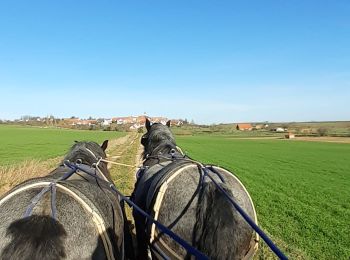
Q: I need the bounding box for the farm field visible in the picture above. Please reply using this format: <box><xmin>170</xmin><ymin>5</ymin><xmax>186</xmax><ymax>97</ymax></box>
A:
<box><xmin>176</xmin><ymin>135</ymin><xmax>350</xmax><ymax>259</ymax></box>
<box><xmin>1</xmin><ymin>124</ymin><xmax>349</xmax><ymax>259</ymax></box>
<box><xmin>0</xmin><ymin>125</ymin><xmax>125</xmax><ymax>166</ymax></box>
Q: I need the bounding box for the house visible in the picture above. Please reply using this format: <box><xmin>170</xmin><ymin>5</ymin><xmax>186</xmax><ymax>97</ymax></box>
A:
<box><xmin>270</xmin><ymin>127</ymin><xmax>286</xmax><ymax>132</ymax></box>
<box><xmin>171</xmin><ymin>119</ymin><xmax>184</xmax><ymax>126</ymax></box>
<box><xmin>137</xmin><ymin>116</ymin><xmax>147</xmax><ymax>124</ymax></box>
<box><xmin>113</xmin><ymin>117</ymin><xmax>132</xmax><ymax>124</ymax></box>
<box><xmin>150</xmin><ymin>117</ymin><xmax>168</xmax><ymax>125</ymax></box>
<box><xmin>113</xmin><ymin>118</ymin><xmax>124</xmax><ymax>125</ymax></box>
<box><xmin>253</xmin><ymin>124</ymin><xmax>269</xmax><ymax>130</ymax></box>
<box><xmin>253</xmin><ymin>124</ymin><xmax>263</xmax><ymax>130</ymax></box>
<box><xmin>77</xmin><ymin>120</ymin><xmax>97</xmax><ymax>126</ymax></box>
<box><xmin>275</xmin><ymin>127</ymin><xmax>286</xmax><ymax>132</ymax></box>
<box><xmin>101</xmin><ymin>119</ymin><xmax>112</xmax><ymax>126</ymax></box>
<box><xmin>236</xmin><ymin>123</ymin><xmax>253</xmax><ymax>131</ymax></box>
<box><xmin>63</xmin><ymin>118</ymin><xmax>81</xmax><ymax>126</ymax></box>
<box><xmin>112</xmin><ymin>116</ymin><xmax>140</xmax><ymax>125</ymax></box>
<box><xmin>112</xmin><ymin>115</ymin><xmax>171</xmax><ymax>126</ymax></box>
<box><xmin>130</xmin><ymin>123</ymin><xmax>143</xmax><ymax>130</ymax></box>
<box><xmin>285</xmin><ymin>133</ymin><xmax>295</xmax><ymax>139</ymax></box>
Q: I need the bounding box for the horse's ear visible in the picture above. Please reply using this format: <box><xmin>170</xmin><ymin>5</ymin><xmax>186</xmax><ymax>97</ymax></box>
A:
<box><xmin>166</xmin><ymin>120</ymin><xmax>171</xmax><ymax>127</ymax></box>
<box><xmin>101</xmin><ymin>140</ymin><xmax>108</xmax><ymax>151</ymax></box>
<box><xmin>146</xmin><ymin>118</ymin><xmax>151</xmax><ymax>131</ymax></box>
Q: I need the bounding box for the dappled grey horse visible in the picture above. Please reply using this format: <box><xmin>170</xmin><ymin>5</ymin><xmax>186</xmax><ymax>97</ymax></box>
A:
<box><xmin>0</xmin><ymin>141</ymin><xmax>125</xmax><ymax>260</ymax></box>
<box><xmin>132</xmin><ymin>119</ymin><xmax>258</xmax><ymax>259</ymax></box>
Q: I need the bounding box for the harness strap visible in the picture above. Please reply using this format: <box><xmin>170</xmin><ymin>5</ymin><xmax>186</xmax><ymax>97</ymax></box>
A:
<box><xmin>99</xmin><ymin>158</ymin><xmax>137</xmax><ymax>168</ymax></box>
<box><xmin>151</xmin><ymin>243</ymin><xmax>171</xmax><ymax>260</ymax></box>
<box><xmin>85</xmin><ymin>147</ymin><xmax>99</xmax><ymax>160</ymax></box>
<box><xmin>24</xmin><ymin>183</ymin><xmax>54</xmax><ymax>218</ymax></box>
<box><xmin>23</xmin><ymin>166</ymin><xmax>77</xmax><ymax>219</ymax></box>
<box><xmin>51</xmin><ymin>183</ymin><xmax>57</xmax><ymax>220</ymax></box>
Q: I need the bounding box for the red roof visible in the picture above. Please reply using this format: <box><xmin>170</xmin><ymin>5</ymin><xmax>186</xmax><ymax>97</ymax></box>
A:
<box><xmin>236</xmin><ymin>123</ymin><xmax>253</xmax><ymax>130</ymax></box>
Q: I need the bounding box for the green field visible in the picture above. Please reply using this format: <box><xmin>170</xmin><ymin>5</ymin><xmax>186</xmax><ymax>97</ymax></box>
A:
<box><xmin>176</xmin><ymin>135</ymin><xmax>350</xmax><ymax>259</ymax></box>
<box><xmin>1</xmin><ymin>125</ymin><xmax>349</xmax><ymax>258</ymax></box>
<box><xmin>0</xmin><ymin>125</ymin><xmax>125</xmax><ymax>166</ymax></box>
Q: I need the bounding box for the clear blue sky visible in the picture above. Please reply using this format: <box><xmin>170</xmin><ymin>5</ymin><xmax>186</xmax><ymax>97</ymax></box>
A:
<box><xmin>0</xmin><ymin>1</ymin><xmax>349</xmax><ymax>124</ymax></box>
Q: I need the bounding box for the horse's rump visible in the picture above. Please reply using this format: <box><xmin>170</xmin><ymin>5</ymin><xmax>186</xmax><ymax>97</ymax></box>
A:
<box><xmin>134</xmin><ymin>161</ymin><xmax>258</xmax><ymax>259</ymax></box>
<box><xmin>0</xmin><ymin>175</ymin><xmax>124</xmax><ymax>260</ymax></box>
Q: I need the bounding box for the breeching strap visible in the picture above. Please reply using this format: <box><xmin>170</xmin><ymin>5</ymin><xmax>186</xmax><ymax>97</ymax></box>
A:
<box><xmin>202</xmin><ymin>166</ymin><xmax>288</xmax><ymax>260</ymax></box>
<box><xmin>24</xmin><ymin>166</ymin><xmax>77</xmax><ymax>219</ymax></box>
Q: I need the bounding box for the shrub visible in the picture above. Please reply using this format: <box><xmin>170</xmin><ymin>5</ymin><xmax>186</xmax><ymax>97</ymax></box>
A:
<box><xmin>317</xmin><ymin>127</ymin><xmax>328</xmax><ymax>136</ymax></box>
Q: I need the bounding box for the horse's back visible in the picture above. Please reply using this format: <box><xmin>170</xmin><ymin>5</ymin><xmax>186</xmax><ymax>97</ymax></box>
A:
<box><xmin>147</xmin><ymin>163</ymin><xmax>258</xmax><ymax>259</ymax></box>
<box><xmin>0</xmin><ymin>176</ymin><xmax>124</xmax><ymax>260</ymax></box>
<box><xmin>207</xmin><ymin>165</ymin><xmax>259</xmax><ymax>259</ymax></box>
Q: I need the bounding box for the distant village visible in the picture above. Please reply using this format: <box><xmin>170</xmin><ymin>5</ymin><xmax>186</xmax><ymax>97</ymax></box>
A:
<box><xmin>1</xmin><ymin>115</ymin><xmax>342</xmax><ymax>138</ymax></box>
<box><xmin>0</xmin><ymin>116</ymin><xmax>300</xmax><ymax>134</ymax></box>
<box><xmin>0</xmin><ymin>115</ymin><xmax>185</xmax><ymax>131</ymax></box>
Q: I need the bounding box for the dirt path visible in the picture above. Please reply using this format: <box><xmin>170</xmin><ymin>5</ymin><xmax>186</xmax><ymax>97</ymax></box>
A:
<box><xmin>107</xmin><ymin>132</ymin><xmax>141</xmax><ymax>196</ymax></box>
<box><xmin>106</xmin><ymin>132</ymin><xmax>142</xmax><ymax>247</ymax></box>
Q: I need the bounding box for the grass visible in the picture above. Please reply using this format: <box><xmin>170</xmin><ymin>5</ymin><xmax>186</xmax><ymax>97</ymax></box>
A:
<box><xmin>0</xmin><ymin>158</ymin><xmax>61</xmax><ymax>195</ymax></box>
<box><xmin>0</xmin><ymin>125</ymin><xmax>126</xmax><ymax>166</ymax></box>
<box><xmin>176</xmin><ymin>135</ymin><xmax>350</xmax><ymax>259</ymax></box>
<box><xmin>171</xmin><ymin>125</ymin><xmax>283</xmax><ymax>137</ymax></box>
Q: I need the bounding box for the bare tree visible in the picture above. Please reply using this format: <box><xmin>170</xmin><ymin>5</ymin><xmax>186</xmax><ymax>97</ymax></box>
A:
<box><xmin>317</xmin><ymin>127</ymin><xmax>328</xmax><ymax>136</ymax></box>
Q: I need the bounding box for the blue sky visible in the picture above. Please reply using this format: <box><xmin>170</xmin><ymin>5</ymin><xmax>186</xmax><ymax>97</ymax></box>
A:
<box><xmin>0</xmin><ymin>1</ymin><xmax>349</xmax><ymax>124</ymax></box>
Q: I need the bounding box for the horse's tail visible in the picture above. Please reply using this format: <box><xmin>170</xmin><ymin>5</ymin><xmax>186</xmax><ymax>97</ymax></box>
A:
<box><xmin>1</xmin><ymin>215</ymin><xmax>67</xmax><ymax>260</ymax></box>
<box><xmin>194</xmin><ymin>180</ymin><xmax>251</xmax><ymax>260</ymax></box>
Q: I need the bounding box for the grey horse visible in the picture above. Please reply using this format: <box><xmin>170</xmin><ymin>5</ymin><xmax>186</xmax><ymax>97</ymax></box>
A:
<box><xmin>132</xmin><ymin>119</ymin><xmax>258</xmax><ymax>260</ymax></box>
<box><xmin>0</xmin><ymin>141</ymin><xmax>125</xmax><ymax>260</ymax></box>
